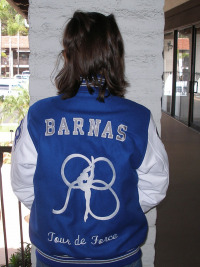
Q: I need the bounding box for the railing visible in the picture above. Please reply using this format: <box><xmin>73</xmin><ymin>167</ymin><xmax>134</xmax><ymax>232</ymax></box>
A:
<box><xmin>13</xmin><ymin>59</ymin><xmax>29</xmax><ymax>66</ymax></box>
<box><xmin>0</xmin><ymin>146</ymin><xmax>25</xmax><ymax>267</ymax></box>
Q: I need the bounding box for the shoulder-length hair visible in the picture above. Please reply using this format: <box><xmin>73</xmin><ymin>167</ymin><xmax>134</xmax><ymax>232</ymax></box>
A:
<box><xmin>55</xmin><ymin>11</ymin><xmax>128</xmax><ymax>101</ymax></box>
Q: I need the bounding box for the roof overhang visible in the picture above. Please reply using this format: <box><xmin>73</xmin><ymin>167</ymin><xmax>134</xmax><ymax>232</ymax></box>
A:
<box><xmin>6</xmin><ymin>0</ymin><xmax>29</xmax><ymax>19</ymax></box>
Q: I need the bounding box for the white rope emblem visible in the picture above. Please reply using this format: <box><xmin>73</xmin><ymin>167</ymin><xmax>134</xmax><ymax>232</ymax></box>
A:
<box><xmin>52</xmin><ymin>154</ymin><xmax>120</xmax><ymax>222</ymax></box>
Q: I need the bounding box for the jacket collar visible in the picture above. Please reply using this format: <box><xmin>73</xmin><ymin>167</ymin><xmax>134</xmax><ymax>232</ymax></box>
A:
<box><xmin>79</xmin><ymin>77</ymin><xmax>110</xmax><ymax>97</ymax></box>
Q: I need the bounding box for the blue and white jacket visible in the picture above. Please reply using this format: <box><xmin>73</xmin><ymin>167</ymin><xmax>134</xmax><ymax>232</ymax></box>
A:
<box><xmin>11</xmin><ymin>83</ymin><xmax>169</xmax><ymax>267</ymax></box>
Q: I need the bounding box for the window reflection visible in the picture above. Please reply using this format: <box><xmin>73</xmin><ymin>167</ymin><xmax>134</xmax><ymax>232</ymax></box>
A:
<box><xmin>162</xmin><ymin>32</ymin><xmax>174</xmax><ymax>114</ymax></box>
<box><xmin>193</xmin><ymin>27</ymin><xmax>200</xmax><ymax>128</ymax></box>
<box><xmin>175</xmin><ymin>28</ymin><xmax>192</xmax><ymax>124</ymax></box>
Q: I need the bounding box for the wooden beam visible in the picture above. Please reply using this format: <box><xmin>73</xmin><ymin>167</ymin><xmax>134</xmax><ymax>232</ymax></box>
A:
<box><xmin>6</xmin><ymin>0</ymin><xmax>28</xmax><ymax>19</ymax></box>
<box><xmin>165</xmin><ymin>0</ymin><xmax>200</xmax><ymax>31</ymax></box>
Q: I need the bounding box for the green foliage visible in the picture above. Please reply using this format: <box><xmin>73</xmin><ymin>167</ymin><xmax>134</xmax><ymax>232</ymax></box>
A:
<box><xmin>180</xmin><ymin>52</ymin><xmax>189</xmax><ymax>59</ymax></box>
<box><xmin>0</xmin><ymin>86</ymin><xmax>30</xmax><ymax>124</ymax></box>
<box><xmin>0</xmin><ymin>95</ymin><xmax>4</xmax><ymax>102</ymax></box>
<box><xmin>1</xmin><ymin>243</ymin><xmax>32</xmax><ymax>267</ymax></box>
<box><xmin>1</xmin><ymin>51</ymin><xmax>7</xmax><ymax>57</ymax></box>
<box><xmin>0</xmin><ymin>0</ymin><xmax>28</xmax><ymax>36</ymax></box>
<box><xmin>0</xmin><ymin>125</ymin><xmax>17</xmax><ymax>132</ymax></box>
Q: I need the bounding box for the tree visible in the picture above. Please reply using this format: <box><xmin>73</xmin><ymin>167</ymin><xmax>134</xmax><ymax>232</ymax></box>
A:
<box><xmin>0</xmin><ymin>0</ymin><xmax>28</xmax><ymax>36</ymax></box>
<box><xmin>0</xmin><ymin>86</ymin><xmax>30</xmax><ymax>123</ymax></box>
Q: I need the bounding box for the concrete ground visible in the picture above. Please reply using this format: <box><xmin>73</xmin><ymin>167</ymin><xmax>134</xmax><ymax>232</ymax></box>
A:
<box><xmin>155</xmin><ymin>113</ymin><xmax>200</xmax><ymax>267</ymax></box>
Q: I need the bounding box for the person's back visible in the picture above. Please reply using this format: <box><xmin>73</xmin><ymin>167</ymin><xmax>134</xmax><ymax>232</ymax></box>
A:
<box><xmin>11</xmin><ymin>11</ymin><xmax>169</xmax><ymax>267</ymax></box>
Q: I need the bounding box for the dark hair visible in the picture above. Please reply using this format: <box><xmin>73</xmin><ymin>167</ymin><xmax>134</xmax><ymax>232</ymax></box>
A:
<box><xmin>55</xmin><ymin>11</ymin><xmax>128</xmax><ymax>101</ymax></box>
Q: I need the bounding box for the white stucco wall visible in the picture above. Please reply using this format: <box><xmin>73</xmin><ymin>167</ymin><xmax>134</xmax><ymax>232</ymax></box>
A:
<box><xmin>29</xmin><ymin>1</ymin><xmax>165</xmax><ymax>266</ymax></box>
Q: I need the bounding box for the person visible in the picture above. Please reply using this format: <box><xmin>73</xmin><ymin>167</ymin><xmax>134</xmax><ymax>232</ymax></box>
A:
<box><xmin>11</xmin><ymin>11</ymin><xmax>169</xmax><ymax>267</ymax></box>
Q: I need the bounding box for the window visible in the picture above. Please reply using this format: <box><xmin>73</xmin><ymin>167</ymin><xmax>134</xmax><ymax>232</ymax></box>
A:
<box><xmin>162</xmin><ymin>32</ymin><xmax>174</xmax><ymax>114</ymax></box>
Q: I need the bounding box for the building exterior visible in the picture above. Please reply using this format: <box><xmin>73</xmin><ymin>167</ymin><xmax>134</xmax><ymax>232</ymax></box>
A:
<box><xmin>1</xmin><ymin>35</ymin><xmax>29</xmax><ymax>77</ymax></box>
<box><xmin>163</xmin><ymin>0</ymin><xmax>200</xmax><ymax>131</ymax></box>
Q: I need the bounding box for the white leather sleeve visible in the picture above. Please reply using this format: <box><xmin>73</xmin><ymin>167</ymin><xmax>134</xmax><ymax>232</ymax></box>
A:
<box><xmin>11</xmin><ymin>115</ymin><xmax>37</xmax><ymax>210</ymax></box>
<box><xmin>137</xmin><ymin>115</ymin><xmax>169</xmax><ymax>213</ymax></box>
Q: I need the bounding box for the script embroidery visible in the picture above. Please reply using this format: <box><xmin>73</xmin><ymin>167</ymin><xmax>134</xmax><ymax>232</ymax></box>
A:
<box><xmin>52</xmin><ymin>154</ymin><xmax>120</xmax><ymax>222</ymax></box>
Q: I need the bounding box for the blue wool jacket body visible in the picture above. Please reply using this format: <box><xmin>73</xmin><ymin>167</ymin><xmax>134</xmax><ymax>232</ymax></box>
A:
<box><xmin>11</xmin><ymin>84</ymin><xmax>169</xmax><ymax>266</ymax></box>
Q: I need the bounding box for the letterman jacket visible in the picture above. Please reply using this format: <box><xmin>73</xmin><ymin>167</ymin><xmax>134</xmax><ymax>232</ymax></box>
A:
<box><xmin>11</xmin><ymin>83</ymin><xmax>169</xmax><ymax>267</ymax></box>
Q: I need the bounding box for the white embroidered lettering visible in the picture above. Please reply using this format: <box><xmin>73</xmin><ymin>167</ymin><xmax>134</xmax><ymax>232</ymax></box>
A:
<box><xmin>48</xmin><ymin>232</ymin><xmax>55</xmax><ymax>241</ymax></box>
<box><xmin>47</xmin><ymin>232</ymin><xmax>71</xmax><ymax>245</ymax></box>
<box><xmin>101</xmin><ymin>121</ymin><xmax>113</xmax><ymax>139</ymax></box>
<box><xmin>73</xmin><ymin>118</ymin><xmax>84</xmax><ymax>135</ymax></box>
<box><xmin>45</xmin><ymin>119</ymin><xmax>55</xmax><ymax>136</ymax></box>
<box><xmin>74</xmin><ymin>235</ymin><xmax>87</xmax><ymax>245</ymax></box>
<box><xmin>91</xmin><ymin>234</ymin><xmax>118</xmax><ymax>245</ymax></box>
<box><xmin>88</xmin><ymin>119</ymin><xmax>101</xmax><ymax>137</ymax></box>
<box><xmin>58</xmin><ymin>117</ymin><xmax>70</xmax><ymax>135</ymax></box>
<box><xmin>45</xmin><ymin>117</ymin><xmax>128</xmax><ymax>142</ymax></box>
<box><xmin>116</xmin><ymin>124</ymin><xmax>128</xmax><ymax>142</ymax></box>
<box><xmin>47</xmin><ymin>232</ymin><xmax>118</xmax><ymax>247</ymax></box>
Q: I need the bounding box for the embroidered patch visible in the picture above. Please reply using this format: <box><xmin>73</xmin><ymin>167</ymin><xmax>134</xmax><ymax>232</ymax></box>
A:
<box><xmin>52</xmin><ymin>154</ymin><xmax>120</xmax><ymax>222</ymax></box>
<box><xmin>14</xmin><ymin>118</ymin><xmax>24</xmax><ymax>150</ymax></box>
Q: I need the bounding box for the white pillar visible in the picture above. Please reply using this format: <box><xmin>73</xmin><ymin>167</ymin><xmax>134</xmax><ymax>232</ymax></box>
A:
<box><xmin>9</xmin><ymin>37</ymin><xmax>13</xmax><ymax>78</ymax></box>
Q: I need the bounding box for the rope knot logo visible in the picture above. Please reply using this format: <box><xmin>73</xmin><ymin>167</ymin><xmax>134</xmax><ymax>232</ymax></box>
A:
<box><xmin>53</xmin><ymin>154</ymin><xmax>120</xmax><ymax>222</ymax></box>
